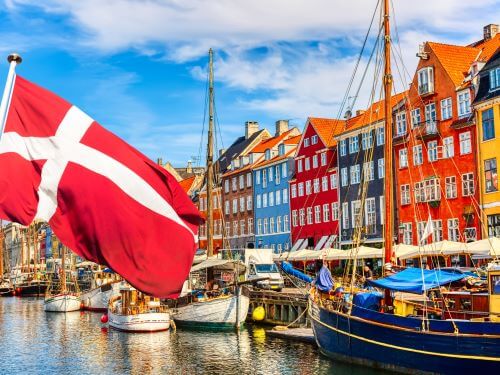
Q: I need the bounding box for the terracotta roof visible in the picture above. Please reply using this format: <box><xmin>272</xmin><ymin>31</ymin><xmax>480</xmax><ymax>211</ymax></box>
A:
<box><xmin>284</xmin><ymin>134</ymin><xmax>301</xmax><ymax>145</ymax></box>
<box><xmin>339</xmin><ymin>91</ymin><xmax>407</xmax><ymax>135</ymax></box>
<box><xmin>222</xmin><ymin>154</ymin><xmax>264</xmax><ymax>178</ymax></box>
<box><xmin>179</xmin><ymin>175</ymin><xmax>196</xmax><ymax>194</ymax></box>
<box><xmin>307</xmin><ymin>117</ymin><xmax>346</xmax><ymax>147</ymax></box>
<box><xmin>253</xmin><ymin>149</ymin><xmax>296</xmax><ymax>169</ymax></box>
<box><xmin>468</xmin><ymin>34</ymin><xmax>500</xmax><ymax>62</ymax></box>
<box><xmin>250</xmin><ymin>128</ymin><xmax>296</xmax><ymax>153</ymax></box>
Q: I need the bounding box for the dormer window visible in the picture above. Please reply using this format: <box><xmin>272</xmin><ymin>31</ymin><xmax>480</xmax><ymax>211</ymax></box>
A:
<box><xmin>311</xmin><ymin>135</ymin><xmax>318</xmax><ymax>145</ymax></box>
<box><xmin>265</xmin><ymin>149</ymin><xmax>271</xmax><ymax>160</ymax></box>
<box><xmin>304</xmin><ymin>138</ymin><xmax>310</xmax><ymax>147</ymax></box>
<box><xmin>490</xmin><ymin>67</ymin><xmax>500</xmax><ymax>90</ymax></box>
<box><xmin>418</xmin><ymin>67</ymin><xmax>434</xmax><ymax>95</ymax></box>
<box><xmin>278</xmin><ymin>144</ymin><xmax>285</xmax><ymax>156</ymax></box>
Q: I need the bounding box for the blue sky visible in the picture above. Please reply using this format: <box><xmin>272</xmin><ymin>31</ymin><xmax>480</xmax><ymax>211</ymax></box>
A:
<box><xmin>0</xmin><ymin>0</ymin><xmax>499</xmax><ymax>167</ymax></box>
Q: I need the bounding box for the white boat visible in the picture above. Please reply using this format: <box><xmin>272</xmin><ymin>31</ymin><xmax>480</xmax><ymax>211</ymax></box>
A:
<box><xmin>44</xmin><ymin>293</ymin><xmax>81</xmax><ymax>312</ymax></box>
<box><xmin>172</xmin><ymin>288</ymin><xmax>249</xmax><ymax>329</ymax></box>
<box><xmin>107</xmin><ymin>283</ymin><xmax>171</xmax><ymax>332</ymax></box>
<box><xmin>81</xmin><ymin>282</ymin><xmax>119</xmax><ymax>311</ymax></box>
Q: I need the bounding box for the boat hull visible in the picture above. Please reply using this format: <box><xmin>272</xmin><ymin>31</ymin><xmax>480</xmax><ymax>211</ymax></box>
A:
<box><xmin>44</xmin><ymin>294</ymin><xmax>81</xmax><ymax>312</ymax></box>
<box><xmin>15</xmin><ymin>281</ymin><xmax>49</xmax><ymax>297</ymax></box>
<box><xmin>108</xmin><ymin>311</ymin><xmax>171</xmax><ymax>332</ymax></box>
<box><xmin>81</xmin><ymin>284</ymin><xmax>116</xmax><ymax>312</ymax></box>
<box><xmin>173</xmin><ymin>294</ymin><xmax>250</xmax><ymax>329</ymax></box>
<box><xmin>309</xmin><ymin>298</ymin><xmax>500</xmax><ymax>374</ymax></box>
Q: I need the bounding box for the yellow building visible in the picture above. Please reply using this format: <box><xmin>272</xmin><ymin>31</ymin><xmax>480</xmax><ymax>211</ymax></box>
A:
<box><xmin>474</xmin><ymin>48</ymin><xmax>500</xmax><ymax>238</ymax></box>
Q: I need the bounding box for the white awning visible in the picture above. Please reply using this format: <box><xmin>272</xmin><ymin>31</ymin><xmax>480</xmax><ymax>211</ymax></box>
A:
<box><xmin>291</xmin><ymin>238</ymin><xmax>305</xmax><ymax>252</ymax></box>
<box><xmin>322</xmin><ymin>235</ymin><xmax>337</xmax><ymax>249</ymax></box>
<box><xmin>298</xmin><ymin>239</ymin><xmax>309</xmax><ymax>250</ymax></box>
<box><xmin>314</xmin><ymin>235</ymin><xmax>329</xmax><ymax>250</ymax></box>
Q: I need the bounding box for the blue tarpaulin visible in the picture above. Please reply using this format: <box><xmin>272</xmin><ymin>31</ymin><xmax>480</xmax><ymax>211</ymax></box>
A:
<box><xmin>314</xmin><ymin>265</ymin><xmax>334</xmax><ymax>292</ymax></box>
<box><xmin>367</xmin><ymin>268</ymin><xmax>466</xmax><ymax>294</ymax></box>
<box><xmin>281</xmin><ymin>262</ymin><xmax>313</xmax><ymax>283</ymax></box>
<box><xmin>353</xmin><ymin>292</ymin><xmax>383</xmax><ymax>310</ymax></box>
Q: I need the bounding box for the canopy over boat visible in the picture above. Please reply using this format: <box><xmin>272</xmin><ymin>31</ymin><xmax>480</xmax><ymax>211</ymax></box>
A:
<box><xmin>190</xmin><ymin>258</ymin><xmax>246</xmax><ymax>273</ymax></box>
<box><xmin>368</xmin><ymin>268</ymin><xmax>466</xmax><ymax>294</ymax></box>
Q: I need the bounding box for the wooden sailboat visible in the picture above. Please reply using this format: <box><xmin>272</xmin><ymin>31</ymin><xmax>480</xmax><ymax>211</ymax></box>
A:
<box><xmin>44</xmin><ymin>245</ymin><xmax>80</xmax><ymax>312</ymax></box>
<box><xmin>107</xmin><ymin>282</ymin><xmax>171</xmax><ymax>332</ymax></box>
<box><xmin>0</xmin><ymin>221</ymin><xmax>13</xmax><ymax>296</ymax></box>
<box><xmin>80</xmin><ymin>264</ymin><xmax>121</xmax><ymax>312</ymax></box>
<box><xmin>308</xmin><ymin>1</ymin><xmax>500</xmax><ymax>373</ymax></box>
<box><xmin>170</xmin><ymin>49</ymin><xmax>250</xmax><ymax>329</ymax></box>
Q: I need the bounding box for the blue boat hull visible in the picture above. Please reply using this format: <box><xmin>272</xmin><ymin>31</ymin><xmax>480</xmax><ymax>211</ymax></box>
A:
<box><xmin>309</xmin><ymin>299</ymin><xmax>500</xmax><ymax>374</ymax></box>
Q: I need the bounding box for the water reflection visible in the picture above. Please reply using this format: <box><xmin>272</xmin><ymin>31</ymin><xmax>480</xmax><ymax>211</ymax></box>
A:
<box><xmin>0</xmin><ymin>298</ymin><xmax>382</xmax><ymax>374</ymax></box>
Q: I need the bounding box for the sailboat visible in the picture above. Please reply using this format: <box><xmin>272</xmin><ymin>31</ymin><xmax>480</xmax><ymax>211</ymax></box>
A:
<box><xmin>308</xmin><ymin>1</ymin><xmax>500</xmax><ymax>373</ymax></box>
<box><xmin>0</xmin><ymin>221</ymin><xmax>13</xmax><ymax>296</ymax></box>
<box><xmin>169</xmin><ymin>49</ymin><xmax>250</xmax><ymax>330</ymax></box>
<box><xmin>44</xmin><ymin>245</ymin><xmax>80</xmax><ymax>312</ymax></box>
<box><xmin>80</xmin><ymin>264</ymin><xmax>121</xmax><ymax>312</ymax></box>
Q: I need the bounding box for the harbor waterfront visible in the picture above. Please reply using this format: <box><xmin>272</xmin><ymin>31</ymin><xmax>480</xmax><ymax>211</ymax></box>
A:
<box><xmin>0</xmin><ymin>297</ymin><xmax>382</xmax><ymax>375</ymax></box>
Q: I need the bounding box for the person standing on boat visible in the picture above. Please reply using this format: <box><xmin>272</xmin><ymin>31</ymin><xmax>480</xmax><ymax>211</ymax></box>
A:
<box><xmin>312</xmin><ymin>260</ymin><xmax>333</xmax><ymax>293</ymax></box>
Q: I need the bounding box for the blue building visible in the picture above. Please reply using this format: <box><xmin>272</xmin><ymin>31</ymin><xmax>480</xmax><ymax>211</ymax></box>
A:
<box><xmin>253</xmin><ymin>121</ymin><xmax>300</xmax><ymax>253</ymax></box>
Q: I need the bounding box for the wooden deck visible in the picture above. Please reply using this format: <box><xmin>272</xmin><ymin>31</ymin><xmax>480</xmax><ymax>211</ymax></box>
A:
<box><xmin>266</xmin><ymin>327</ymin><xmax>316</xmax><ymax>344</ymax></box>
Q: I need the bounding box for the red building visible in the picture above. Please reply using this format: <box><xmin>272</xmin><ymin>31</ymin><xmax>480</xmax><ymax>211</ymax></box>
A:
<box><xmin>394</xmin><ymin>31</ymin><xmax>499</xmax><ymax>254</ymax></box>
<box><xmin>289</xmin><ymin>117</ymin><xmax>345</xmax><ymax>251</ymax></box>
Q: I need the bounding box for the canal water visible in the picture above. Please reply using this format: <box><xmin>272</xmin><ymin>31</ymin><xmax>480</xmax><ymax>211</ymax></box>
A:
<box><xmin>0</xmin><ymin>297</ymin><xmax>382</xmax><ymax>374</ymax></box>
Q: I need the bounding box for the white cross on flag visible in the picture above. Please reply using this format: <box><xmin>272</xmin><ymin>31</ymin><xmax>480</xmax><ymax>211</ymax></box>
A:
<box><xmin>0</xmin><ymin>75</ymin><xmax>203</xmax><ymax>298</ymax></box>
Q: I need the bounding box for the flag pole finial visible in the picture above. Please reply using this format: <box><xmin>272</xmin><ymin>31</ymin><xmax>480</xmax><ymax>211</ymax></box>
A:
<box><xmin>7</xmin><ymin>53</ymin><xmax>22</xmax><ymax>65</ymax></box>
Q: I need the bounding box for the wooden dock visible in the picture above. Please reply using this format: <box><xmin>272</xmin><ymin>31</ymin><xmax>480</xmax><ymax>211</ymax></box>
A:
<box><xmin>266</xmin><ymin>328</ymin><xmax>316</xmax><ymax>345</ymax></box>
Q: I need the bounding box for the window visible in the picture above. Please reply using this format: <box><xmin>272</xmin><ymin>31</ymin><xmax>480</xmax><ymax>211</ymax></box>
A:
<box><xmin>313</xmin><ymin>178</ymin><xmax>320</xmax><ymax>193</ymax></box>
<box><xmin>262</xmin><ymin>194</ymin><xmax>268</xmax><ymax>207</ymax></box>
<box><xmin>445</xmin><ymin>176</ymin><xmax>457</xmax><ymax>199</ymax></box>
<box><xmin>396</xmin><ymin>112</ymin><xmax>407</xmax><ymax>135</ymax></box>
<box><xmin>443</xmin><ymin>136</ymin><xmax>454</xmax><ymax>158</ymax></box>
<box><xmin>262</xmin><ymin>169</ymin><xmax>267</xmax><ymax>188</ymax></box>
<box><xmin>311</xmin><ymin>135</ymin><xmax>318</xmax><ymax>145</ymax></box>
<box><xmin>490</xmin><ymin>67</ymin><xmax>500</xmax><ymax>90</ymax></box>
<box><xmin>268</xmin><ymin>192</ymin><xmax>274</xmax><ymax>207</ymax></box>
<box><xmin>321</xmin><ymin>152</ymin><xmax>327</xmax><ymax>166</ymax></box>
<box><xmin>378</xmin><ymin>158</ymin><xmax>384</xmax><ymax>179</ymax></box>
<box><xmin>225</xmin><ymin>222</ymin><xmax>230</xmax><ymax>237</ymax></box>
<box><xmin>462</xmin><ymin>173</ymin><xmax>474</xmax><ymax>196</ymax></box>
<box><xmin>233</xmin><ymin>221</ymin><xmax>238</xmax><ymax>237</ymax></box>
<box><xmin>232</xmin><ymin>199</ymin><xmax>237</xmax><ymax>213</ymax></box>
<box><xmin>413</xmin><ymin>144</ymin><xmax>423</xmax><ymax>165</ymax></box>
<box><xmin>350</xmin><ymin>164</ymin><xmax>360</xmax><ymax>184</ymax></box>
<box><xmin>232</xmin><ymin>177</ymin><xmax>237</xmax><ymax>191</ymax></box>
<box><xmin>312</xmin><ymin>155</ymin><xmax>318</xmax><ymax>168</ymax></box>
<box><xmin>482</xmin><ymin>108</ymin><xmax>495</xmax><ymax>141</ymax></box>
<box><xmin>433</xmin><ymin>220</ymin><xmax>443</xmax><ymax>242</ymax></box>
<box><xmin>239</xmin><ymin>197</ymin><xmax>245</xmax><ymax>212</ymax></box>
<box><xmin>275</xmin><ymin>165</ymin><xmax>280</xmax><ymax>184</ymax></box>
<box><xmin>464</xmin><ymin>227</ymin><xmax>477</xmax><ymax>241</ymax></box>
<box><xmin>331</xmin><ymin>202</ymin><xmax>339</xmax><ymax>221</ymax></box>
<box><xmin>323</xmin><ymin>204</ymin><xmax>330</xmax><ymax>222</ymax></box>
<box><xmin>282</xmin><ymin>163</ymin><xmax>287</xmax><ymax>178</ymax></box>
<box><xmin>402</xmin><ymin>223</ymin><xmax>412</xmax><ymax>245</ymax></box>
<box><xmin>247</xmin><ymin>173</ymin><xmax>252</xmax><ymax>187</ymax></box>
<box><xmin>269</xmin><ymin>218</ymin><xmax>275</xmax><ymax>234</ymax></box>
<box><xmin>265</xmin><ymin>149</ymin><xmax>271</xmax><ymax>160</ymax></box>
<box><xmin>322</xmin><ymin>176</ymin><xmax>328</xmax><ymax>191</ymax></box>
<box><xmin>330</xmin><ymin>173</ymin><xmax>338</xmax><ymax>189</ymax></box>
<box><xmin>298</xmin><ymin>182</ymin><xmax>304</xmax><ymax>196</ymax></box>
<box><xmin>440</xmin><ymin>97</ymin><xmax>452</xmax><ymax>120</ymax></box>
<box><xmin>283</xmin><ymin>188</ymin><xmax>288</xmax><ymax>204</ymax></box>
<box><xmin>457</xmin><ymin>90</ymin><xmax>471</xmax><ymax>117</ymax></box>
<box><xmin>401</xmin><ymin>184</ymin><xmax>411</xmax><ymax>205</ymax></box>
<box><xmin>417</xmin><ymin>221</ymin><xmax>426</xmax><ymax>245</ymax></box>
<box><xmin>263</xmin><ymin>218</ymin><xmax>268</xmax><ymax>234</ymax></box>
<box><xmin>399</xmin><ymin>148</ymin><xmax>408</xmax><ymax>168</ymax></box>
<box><xmin>362</xmin><ymin>131</ymin><xmax>373</xmax><ymax>150</ymax></box>
<box><xmin>291</xmin><ymin>185</ymin><xmax>297</xmax><ymax>198</ymax></box>
<box><xmin>314</xmin><ymin>205</ymin><xmax>321</xmax><ymax>223</ymax></box>
<box><xmin>247</xmin><ymin>196</ymin><xmax>252</xmax><ymax>211</ymax></box>
<box><xmin>424</xmin><ymin>178</ymin><xmax>441</xmax><ymax>201</ymax></box>
<box><xmin>376</xmin><ymin>127</ymin><xmax>385</xmax><ymax>145</ymax></box>
<box><xmin>351</xmin><ymin>200</ymin><xmax>362</xmax><ymax>228</ymax></box>
<box><xmin>276</xmin><ymin>216</ymin><xmax>281</xmax><ymax>233</ymax></box>
<box><xmin>307</xmin><ymin>207</ymin><xmax>313</xmax><ymax>225</ymax></box>
<box><xmin>428</xmin><ymin>140</ymin><xmax>438</xmax><ymax>162</ymax></box>
<box><xmin>268</xmin><ymin>167</ymin><xmax>273</xmax><ymax>182</ymax></box>
<box><xmin>283</xmin><ymin>215</ymin><xmax>289</xmax><ymax>232</ymax></box>
<box><xmin>278</xmin><ymin>144</ymin><xmax>285</xmax><ymax>156</ymax></box>
<box><xmin>341</xmin><ymin>168</ymin><xmax>348</xmax><ymax>186</ymax></box>
<box><xmin>349</xmin><ymin>136</ymin><xmax>359</xmax><ymax>154</ymax></box>
<box><xmin>459</xmin><ymin>132</ymin><xmax>471</xmax><ymax>154</ymax></box>
<box><xmin>487</xmin><ymin>214</ymin><xmax>500</xmax><ymax>238</ymax></box>
<box><xmin>225</xmin><ymin>201</ymin><xmax>230</xmax><ymax>215</ymax></box>
<box><xmin>297</xmin><ymin>159</ymin><xmax>303</xmax><ymax>173</ymax></box>
<box><xmin>485</xmin><ymin>158</ymin><xmax>498</xmax><ymax>192</ymax></box>
<box><xmin>414</xmin><ymin>181</ymin><xmax>424</xmax><ymax>203</ymax></box>
<box><xmin>304</xmin><ymin>138</ymin><xmax>310</xmax><ymax>147</ymax></box>
<box><xmin>299</xmin><ymin>209</ymin><xmax>305</xmax><ymax>226</ymax></box>
<box><xmin>425</xmin><ymin>102</ymin><xmax>437</xmax><ymax>132</ymax></box>
<box><xmin>418</xmin><ymin>67</ymin><xmax>434</xmax><ymax>95</ymax></box>
<box><xmin>411</xmin><ymin>108</ymin><xmax>422</xmax><ymax>127</ymax></box>
<box><xmin>340</xmin><ymin>139</ymin><xmax>347</xmax><ymax>156</ymax></box>
<box><xmin>275</xmin><ymin>190</ymin><xmax>281</xmax><ymax>205</ymax></box>
<box><xmin>224</xmin><ymin>179</ymin><xmax>229</xmax><ymax>193</ymax></box>
<box><xmin>240</xmin><ymin>220</ymin><xmax>245</xmax><ymax>236</ymax></box>
<box><xmin>306</xmin><ymin>180</ymin><xmax>312</xmax><ymax>195</ymax></box>
<box><xmin>363</xmin><ymin>161</ymin><xmax>374</xmax><ymax>181</ymax></box>
<box><xmin>305</xmin><ymin>157</ymin><xmax>310</xmax><ymax>171</ymax></box>
<box><xmin>448</xmin><ymin>219</ymin><xmax>459</xmax><ymax>241</ymax></box>
<box><xmin>342</xmin><ymin>202</ymin><xmax>349</xmax><ymax>229</ymax></box>
<box><xmin>292</xmin><ymin>210</ymin><xmax>298</xmax><ymax>227</ymax></box>
<box><xmin>248</xmin><ymin>218</ymin><xmax>253</xmax><ymax>235</ymax></box>
<box><xmin>365</xmin><ymin>198</ymin><xmax>376</xmax><ymax>230</ymax></box>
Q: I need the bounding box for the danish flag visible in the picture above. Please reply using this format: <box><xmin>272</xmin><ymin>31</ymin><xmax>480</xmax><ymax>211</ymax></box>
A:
<box><xmin>0</xmin><ymin>75</ymin><xmax>202</xmax><ymax>298</ymax></box>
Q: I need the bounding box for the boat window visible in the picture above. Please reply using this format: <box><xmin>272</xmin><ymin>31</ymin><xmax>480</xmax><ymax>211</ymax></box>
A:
<box><xmin>255</xmin><ymin>264</ymin><xmax>279</xmax><ymax>273</ymax></box>
<box><xmin>491</xmin><ymin>275</ymin><xmax>500</xmax><ymax>295</ymax></box>
<box><xmin>460</xmin><ymin>298</ymin><xmax>472</xmax><ymax>311</ymax></box>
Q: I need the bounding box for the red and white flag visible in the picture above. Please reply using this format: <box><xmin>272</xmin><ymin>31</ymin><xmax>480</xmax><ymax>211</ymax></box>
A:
<box><xmin>0</xmin><ymin>75</ymin><xmax>203</xmax><ymax>298</ymax></box>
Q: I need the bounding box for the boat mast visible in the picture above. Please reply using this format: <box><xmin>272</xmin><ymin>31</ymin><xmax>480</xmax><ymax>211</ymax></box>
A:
<box><xmin>382</xmin><ymin>0</ymin><xmax>393</xmax><ymax>269</ymax></box>
<box><xmin>0</xmin><ymin>220</ymin><xmax>4</xmax><ymax>278</ymax></box>
<box><xmin>61</xmin><ymin>245</ymin><xmax>66</xmax><ymax>293</ymax></box>
<box><xmin>20</xmin><ymin>228</ymin><xmax>25</xmax><ymax>273</ymax></box>
<box><xmin>206</xmin><ymin>48</ymin><xmax>215</xmax><ymax>257</ymax></box>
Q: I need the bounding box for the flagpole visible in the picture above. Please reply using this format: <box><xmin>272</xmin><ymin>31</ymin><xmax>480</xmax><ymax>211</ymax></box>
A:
<box><xmin>0</xmin><ymin>53</ymin><xmax>22</xmax><ymax>138</ymax></box>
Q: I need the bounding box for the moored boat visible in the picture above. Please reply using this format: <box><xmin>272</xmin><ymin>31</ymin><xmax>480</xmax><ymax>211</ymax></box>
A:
<box><xmin>44</xmin><ymin>293</ymin><xmax>81</xmax><ymax>312</ymax></box>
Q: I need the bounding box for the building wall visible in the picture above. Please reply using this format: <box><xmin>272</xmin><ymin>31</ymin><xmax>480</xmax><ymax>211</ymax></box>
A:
<box><xmin>290</xmin><ymin>123</ymin><xmax>339</xmax><ymax>248</ymax></box>
<box><xmin>254</xmin><ymin>158</ymin><xmax>293</xmax><ymax>253</ymax></box>
<box><xmin>197</xmin><ymin>187</ymin><xmax>224</xmax><ymax>251</ymax></box>
<box><xmin>394</xmin><ymin>46</ymin><xmax>481</xmax><ymax>245</ymax></box>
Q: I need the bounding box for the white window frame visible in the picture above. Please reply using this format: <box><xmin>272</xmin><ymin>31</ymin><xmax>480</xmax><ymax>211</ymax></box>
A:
<box><xmin>440</xmin><ymin>97</ymin><xmax>452</xmax><ymax>120</ymax></box>
<box><xmin>457</xmin><ymin>89</ymin><xmax>471</xmax><ymax>117</ymax></box>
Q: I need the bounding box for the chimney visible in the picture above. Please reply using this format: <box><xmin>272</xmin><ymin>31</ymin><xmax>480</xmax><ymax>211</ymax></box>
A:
<box><xmin>245</xmin><ymin>121</ymin><xmax>259</xmax><ymax>139</ymax></box>
<box><xmin>275</xmin><ymin>120</ymin><xmax>289</xmax><ymax>136</ymax></box>
<box><xmin>484</xmin><ymin>24</ymin><xmax>499</xmax><ymax>41</ymax></box>
<box><xmin>219</xmin><ymin>148</ymin><xmax>226</xmax><ymax>157</ymax></box>
<box><xmin>187</xmin><ymin>160</ymin><xmax>193</xmax><ymax>173</ymax></box>
<box><xmin>356</xmin><ymin>110</ymin><xmax>366</xmax><ymax>116</ymax></box>
<box><xmin>157</xmin><ymin>157</ymin><xmax>163</xmax><ymax>166</ymax></box>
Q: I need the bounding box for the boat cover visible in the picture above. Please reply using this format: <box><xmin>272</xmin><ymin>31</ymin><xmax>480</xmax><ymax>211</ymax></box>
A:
<box><xmin>367</xmin><ymin>268</ymin><xmax>466</xmax><ymax>294</ymax></box>
<box><xmin>280</xmin><ymin>262</ymin><xmax>313</xmax><ymax>283</ymax></box>
<box><xmin>353</xmin><ymin>292</ymin><xmax>383</xmax><ymax>310</ymax></box>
